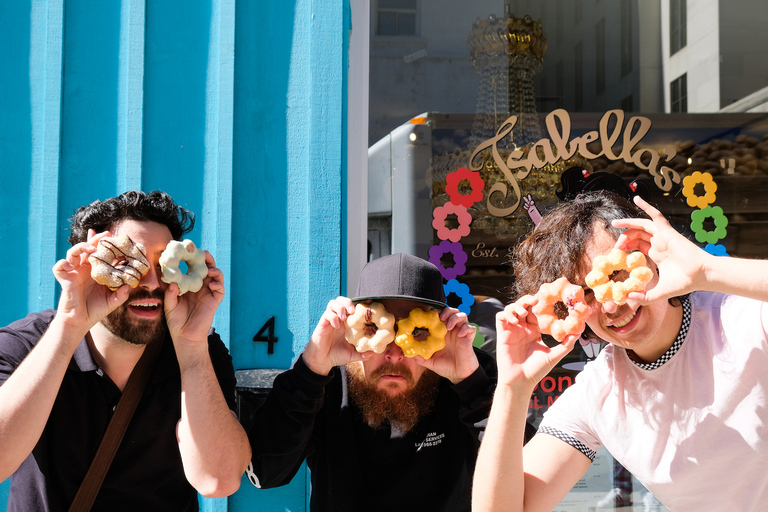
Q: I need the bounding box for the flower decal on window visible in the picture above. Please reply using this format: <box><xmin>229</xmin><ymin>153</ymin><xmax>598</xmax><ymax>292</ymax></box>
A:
<box><xmin>446</xmin><ymin>167</ymin><xmax>485</xmax><ymax>208</ymax></box>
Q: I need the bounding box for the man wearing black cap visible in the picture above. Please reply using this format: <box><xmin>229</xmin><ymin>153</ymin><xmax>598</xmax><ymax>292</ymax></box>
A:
<box><xmin>245</xmin><ymin>253</ymin><xmax>497</xmax><ymax>512</ymax></box>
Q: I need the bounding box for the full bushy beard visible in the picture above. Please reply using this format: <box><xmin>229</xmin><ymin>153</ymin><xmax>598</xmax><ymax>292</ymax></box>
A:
<box><xmin>101</xmin><ymin>289</ymin><xmax>167</xmax><ymax>346</ymax></box>
<box><xmin>346</xmin><ymin>361</ymin><xmax>440</xmax><ymax>434</ymax></box>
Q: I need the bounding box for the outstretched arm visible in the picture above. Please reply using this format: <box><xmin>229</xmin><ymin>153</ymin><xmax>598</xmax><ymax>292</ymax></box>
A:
<box><xmin>615</xmin><ymin>196</ymin><xmax>768</xmax><ymax>303</ymax></box>
<box><xmin>166</xmin><ymin>251</ymin><xmax>251</xmax><ymax>497</ymax></box>
<box><xmin>473</xmin><ymin>296</ymin><xmax>587</xmax><ymax>512</ymax></box>
<box><xmin>0</xmin><ymin>231</ymin><xmax>131</xmax><ymax>481</ymax></box>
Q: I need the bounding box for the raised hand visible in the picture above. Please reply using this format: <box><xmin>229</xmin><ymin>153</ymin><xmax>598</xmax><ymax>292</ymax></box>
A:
<box><xmin>302</xmin><ymin>297</ymin><xmax>371</xmax><ymax>376</ymax></box>
<box><xmin>415</xmin><ymin>307</ymin><xmax>479</xmax><ymax>384</ymax></box>
<box><xmin>613</xmin><ymin>195</ymin><xmax>711</xmax><ymax>304</ymax></box>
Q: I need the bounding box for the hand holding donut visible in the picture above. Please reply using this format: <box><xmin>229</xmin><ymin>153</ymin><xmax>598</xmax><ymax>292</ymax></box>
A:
<box><xmin>415</xmin><ymin>307</ymin><xmax>480</xmax><ymax>385</ymax></box>
<box><xmin>613</xmin><ymin>195</ymin><xmax>710</xmax><ymax>304</ymax></box>
<box><xmin>585</xmin><ymin>249</ymin><xmax>654</xmax><ymax>305</ymax></box>
<box><xmin>345</xmin><ymin>302</ymin><xmax>396</xmax><ymax>354</ymax></box>
<box><xmin>53</xmin><ymin>230</ymin><xmax>133</xmax><ymax>330</ymax></box>
<box><xmin>303</xmin><ymin>297</ymin><xmax>371</xmax><ymax>376</ymax></box>
<box><xmin>495</xmin><ymin>295</ymin><xmax>578</xmax><ymax>389</ymax></box>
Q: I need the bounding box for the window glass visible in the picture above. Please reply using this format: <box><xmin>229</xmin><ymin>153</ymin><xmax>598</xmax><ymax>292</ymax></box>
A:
<box><xmin>367</xmin><ymin>1</ymin><xmax>768</xmax><ymax>509</ymax></box>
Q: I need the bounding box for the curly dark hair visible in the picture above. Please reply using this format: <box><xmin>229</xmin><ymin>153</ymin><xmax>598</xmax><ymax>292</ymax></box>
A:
<box><xmin>68</xmin><ymin>190</ymin><xmax>195</xmax><ymax>245</ymax></box>
<box><xmin>512</xmin><ymin>191</ymin><xmax>648</xmax><ymax>299</ymax></box>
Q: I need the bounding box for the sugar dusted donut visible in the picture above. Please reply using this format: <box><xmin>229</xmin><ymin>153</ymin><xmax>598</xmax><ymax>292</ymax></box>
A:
<box><xmin>585</xmin><ymin>249</ymin><xmax>654</xmax><ymax>305</ymax></box>
<box><xmin>395</xmin><ymin>309</ymin><xmax>447</xmax><ymax>359</ymax></box>
<box><xmin>89</xmin><ymin>234</ymin><xmax>150</xmax><ymax>291</ymax></box>
<box><xmin>532</xmin><ymin>277</ymin><xmax>590</xmax><ymax>342</ymax></box>
<box><xmin>159</xmin><ymin>239</ymin><xmax>208</xmax><ymax>295</ymax></box>
<box><xmin>344</xmin><ymin>302</ymin><xmax>396</xmax><ymax>353</ymax></box>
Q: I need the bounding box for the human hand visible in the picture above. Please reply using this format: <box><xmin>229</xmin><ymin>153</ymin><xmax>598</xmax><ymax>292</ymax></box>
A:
<box><xmin>613</xmin><ymin>196</ymin><xmax>712</xmax><ymax>304</ymax></box>
<box><xmin>495</xmin><ymin>295</ymin><xmax>577</xmax><ymax>390</ymax></box>
<box><xmin>53</xmin><ymin>229</ymin><xmax>131</xmax><ymax>330</ymax></box>
<box><xmin>415</xmin><ymin>307</ymin><xmax>479</xmax><ymax>384</ymax></box>
<box><xmin>302</xmin><ymin>297</ymin><xmax>371</xmax><ymax>376</ymax></box>
<box><xmin>164</xmin><ymin>250</ymin><xmax>225</xmax><ymax>349</ymax></box>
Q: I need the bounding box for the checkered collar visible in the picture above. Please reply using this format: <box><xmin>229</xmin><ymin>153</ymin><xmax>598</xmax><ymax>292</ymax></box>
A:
<box><xmin>627</xmin><ymin>297</ymin><xmax>691</xmax><ymax>371</ymax></box>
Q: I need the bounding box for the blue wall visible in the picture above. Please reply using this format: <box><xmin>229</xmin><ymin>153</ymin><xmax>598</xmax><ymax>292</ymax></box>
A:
<box><xmin>0</xmin><ymin>0</ymin><xmax>349</xmax><ymax>510</ymax></box>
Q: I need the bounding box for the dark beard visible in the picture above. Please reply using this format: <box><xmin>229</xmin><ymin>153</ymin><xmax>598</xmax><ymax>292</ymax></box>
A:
<box><xmin>101</xmin><ymin>289</ymin><xmax>167</xmax><ymax>346</ymax></box>
<box><xmin>346</xmin><ymin>361</ymin><xmax>440</xmax><ymax>434</ymax></box>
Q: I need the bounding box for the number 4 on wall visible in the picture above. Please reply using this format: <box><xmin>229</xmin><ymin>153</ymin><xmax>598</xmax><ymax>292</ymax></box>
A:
<box><xmin>253</xmin><ymin>316</ymin><xmax>278</xmax><ymax>354</ymax></box>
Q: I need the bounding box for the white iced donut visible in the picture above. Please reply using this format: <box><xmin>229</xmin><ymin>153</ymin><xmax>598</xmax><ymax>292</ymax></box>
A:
<box><xmin>159</xmin><ymin>239</ymin><xmax>208</xmax><ymax>295</ymax></box>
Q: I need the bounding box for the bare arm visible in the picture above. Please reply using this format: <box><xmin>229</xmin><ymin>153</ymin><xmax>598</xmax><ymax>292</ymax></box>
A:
<box><xmin>0</xmin><ymin>233</ymin><xmax>130</xmax><ymax>480</ymax></box>
<box><xmin>615</xmin><ymin>196</ymin><xmax>768</xmax><ymax>303</ymax></box>
<box><xmin>165</xmin><ymin>251</ymin><xmax>250</xmax><ymax>497</ymax></box>
<box><xmin>473</xmin><ymin>296</ymin><xmax>586</xmax><ymax>512</ymax></box>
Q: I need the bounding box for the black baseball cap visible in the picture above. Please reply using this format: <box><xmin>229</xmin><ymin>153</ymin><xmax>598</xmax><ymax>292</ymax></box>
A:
<box><xmin>352</xmin><ymin>253</ymin><xmax>447</xmax><ymax>309</ymax></box>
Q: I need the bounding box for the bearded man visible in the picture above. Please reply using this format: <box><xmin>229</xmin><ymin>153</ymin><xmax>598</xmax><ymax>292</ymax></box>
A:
<box><xmin>0</xmin><ymin>191</ymin><xmax>250</xmax><ymax>511</ymax></box>
<box><xmin>246</xmin><ymin>253</ymin><xmax>499</xmax><ymax>512</ymax></box>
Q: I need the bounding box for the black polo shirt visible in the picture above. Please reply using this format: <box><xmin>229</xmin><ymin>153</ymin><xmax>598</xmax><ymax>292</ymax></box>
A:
<box><xmin>0</xmin><ymin>309</ymin><xmax>238</xmax><ymax>512</ymax></box>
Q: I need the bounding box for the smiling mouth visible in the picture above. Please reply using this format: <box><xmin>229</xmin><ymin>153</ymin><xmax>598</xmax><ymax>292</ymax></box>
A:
<box><xmin>610</xmin><ymin>309</ymin><xmax>637</xmax><ymax>328</ymax></box>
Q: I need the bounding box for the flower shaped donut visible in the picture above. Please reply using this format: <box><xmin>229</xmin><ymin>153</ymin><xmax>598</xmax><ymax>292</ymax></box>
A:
<box><xmin>395</xmin><ymin>309</ymin><xmax>447</xmax><ymax>359</ymax></box>
<box><xmin>89</xmin><ymin>234</ymin><xmax>150</xmax><ymax>291</ymax></box>
<box><xmin>682</xmin><ymin>171</ymin><xmax>717</xmax><ymax>209</ymax></box>
<box><xmin>446</xmin><ymin>167</ymin><xmax>485</xmax><ymax>208</ymax></box>
<box><xmin>344</xmin><ymin>302</ymin><xmax>396</xmax><ymax>354</ymax></box>
<box><xmin>532</xmin><ymin>277</ymin><xmax>590</xmax><ymax>342</ymax></box>
<box><xmin>585</xmin><ymin>249</ymin><xmax>654</xmax><ymax>305</ymax></box>
<box><xmin>159</xmin><ymin>239</ymin><xmax>208</xmax><ymax>295</ymax></box>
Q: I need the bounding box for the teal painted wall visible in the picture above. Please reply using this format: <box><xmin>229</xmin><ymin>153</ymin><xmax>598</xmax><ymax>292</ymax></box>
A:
<box><xmin>0</xmin><ymin>0</ymin><xmax>349</xmax><ymax>510</ymax></box>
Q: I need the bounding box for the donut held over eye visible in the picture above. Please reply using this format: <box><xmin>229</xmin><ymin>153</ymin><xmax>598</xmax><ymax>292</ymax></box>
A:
<box><xmin>344</xmin><ymin>302</ymin><xmax>396</xmax><ymax>353</ymax></box>
<box><xmin>88</xmin><ymin>234</ymin><xmax>150</xmax><ymax>291</ymax></box>
<box><xmin>585</xmin><ymin>249</ymin><xmax>654</xmax><ymax>305</ymax></box>
<box><xmin>395</xmin><ymin>309</ymin><xmax>447</xmax><ymax>359</ymax></box>
<box><xmin>159</xmin><ymin>240</ymin><xmax>208</xmax><ymax>295</ymax></box>
<box><xmin>532</xmin><ymin>277</ymin><xmax>590</xmax><ymax>342</ymax></box>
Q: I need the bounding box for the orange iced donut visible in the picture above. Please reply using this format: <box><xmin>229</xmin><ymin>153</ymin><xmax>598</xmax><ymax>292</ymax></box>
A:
<box><xmin>345</xmin><ymin>302</ymin><xmax>396</xmax><ymax>353</ymax></box>
<box><xmin>395</xmin><ymin>309</ymin><xmax>447</xmax><ymax>359</ymax></box>
<box><xmin>585</xmin><ymin>249</ymin><xmax>654</xmax><ymax>305</ymax></box>
<box><xmin>159</xmin><ymin>240</ymin><xmax>208</xmax><ymax>295</ymax></box>
<box><xmin>88</xmin><ymin>234</ymin><xmax>150</xmax><ymax>291</ymax></box>
<box><xmin>532</xmin><ymin>277</ymin><xmax>590</xmax><ymax>342</ymax></box>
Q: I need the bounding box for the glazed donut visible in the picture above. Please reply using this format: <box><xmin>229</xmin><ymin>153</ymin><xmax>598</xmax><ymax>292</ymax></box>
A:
<box><xmin>585</xmin><ymin>249</ymin><xmax>654</xmax><ymax>305</ymax></box>
<box><xmin>344</xmin><ymin>302</ymin><xmax>396</xmax><ymax>353</ymax></box>
<box><xmin>88</xmin><ymin>234</ymin><xmax>150</xmax><ymax>291</ymax></box>
<box><xmin>159</xmin><ymin>239</ymin><xmax>208</xmax><ymax>295</ymax></box>
<box><xmin>532</xmin><ymin>277</ymin><xmax>590</xmax><ymax>342</ymax></box>
<box><xmin>395</xmin><ymin>309</ymin><xmax>447</xmax><ymax>359</ymax></box>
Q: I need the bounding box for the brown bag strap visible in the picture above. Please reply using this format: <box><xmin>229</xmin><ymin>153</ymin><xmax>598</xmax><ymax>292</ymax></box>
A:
<box><xmin>68</xmin><ymin>335</ymin><xmax>164</xmax><ymax>512</ymax></box>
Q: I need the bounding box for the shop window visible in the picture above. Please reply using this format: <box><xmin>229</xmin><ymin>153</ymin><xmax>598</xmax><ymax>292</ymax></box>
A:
<box><xmin>670</xmin><ymin>0</ymin><xmax>686</xmax><ymax>54</ymax></box>
<box><xmin>620</xmin><ymin>0</ymin><xmax>633</xmax><ymax>77</ymax></box>
<box><xmin>574</xmin><ymin>41</ymin><xmax>583</xmax><ymax>111</ymax></box>
<box><xmin>596</xmin><ymin>18</ymin><xmax>605</xmax><ymax>95</ymax></box>
<box><xmin>575</xmin><ymin>0</ymin><xmax>582</xmax><ymax>26</ymax></box>
<box><xmin>671</xmin><ymin>73</ymin><xmax>687</xmax><ymax>112</ymax></box>
<box><xmin>376</xmin><ymin>0</ymin><xmax>417</xmax><ymax>37</ymax></box>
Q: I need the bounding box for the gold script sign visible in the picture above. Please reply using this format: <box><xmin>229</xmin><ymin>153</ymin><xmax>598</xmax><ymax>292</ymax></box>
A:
<box><xmin>468</xmin><ymin>109</ymin><xmax>682</xmax><ymax>217</ymax></box>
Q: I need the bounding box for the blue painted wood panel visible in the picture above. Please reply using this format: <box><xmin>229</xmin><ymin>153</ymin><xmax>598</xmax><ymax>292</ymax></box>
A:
<box><xmin>0</xmin><ymin>0</ymin><xmax>349</xmax><ymax>510</ymax></box>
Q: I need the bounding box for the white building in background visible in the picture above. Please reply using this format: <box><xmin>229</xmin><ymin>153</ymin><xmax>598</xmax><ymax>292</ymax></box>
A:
<box><xmin>368</xmin><ymin>0</ymin><xmax>768</xmax><ymax>147</ymax></box>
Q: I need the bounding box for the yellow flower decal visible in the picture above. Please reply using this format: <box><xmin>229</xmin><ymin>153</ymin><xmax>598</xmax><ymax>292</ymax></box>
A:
<box><xmin>682</xmin><ymin>171</ymin><xmax>717</xmax><ymax>209</ymax></box>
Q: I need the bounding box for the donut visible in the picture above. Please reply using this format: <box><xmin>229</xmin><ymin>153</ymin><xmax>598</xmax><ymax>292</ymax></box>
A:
<box><xmin>344</xmin><ymin>302</ymin><xmax>396</xmax><ymax>353</ymax></box>
<box><xmin>585</xmin><ymin>249</ymin><xmax>654</xmax><ymax>305</ymax></box>
<box><xmin>532</xmin><ymin>277</ymin><xmax>590</xmax><ymax>342</ymax></box>
<box><xmin>88</xmin><ymin>234</ymin><xmax>150</xmax><ymax>291</ymax></box>
<box><xmin>395</xmin><ymin>308</ymin><xmax>447</xmax><ymax>359</ymax></box>
<box><xmin>159</xmin><ymin>239</ymin><xmax>208</xmax><ymax>295</ymax></box>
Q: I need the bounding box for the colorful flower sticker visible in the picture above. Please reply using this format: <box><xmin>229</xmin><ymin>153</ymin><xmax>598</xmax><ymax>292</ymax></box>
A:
<box><xmin>443</xmin><ymin>279</ymin><xmax>475</xmax><ymax>315</ymax></box>
<box><xmin>446</xmin><ymin>167</ymin><xmax>485</xmax><ymax>208</ymax></box>
<box><xmin>690</xmin><ymin>206</ymin><xmax>728</xmax><ymax>244</ymax></box>
<box><xmin>704</xmin><ymin>243</ymin><xmax>729</xmax><ymax>257</ymax></box>
<box><xmin>432</xmin><ymin>203</ymin><xmax>472</xmax><ymax>242</ymax></box>
<box><xmin>428</xmin><ymin>241</ymin><xmax>468</xmax><ymax>280</ymax></box>
<box><xmin>682</xmin><ymin>171</ymin><xmax>717</xmax><ymax>209</ymax></box>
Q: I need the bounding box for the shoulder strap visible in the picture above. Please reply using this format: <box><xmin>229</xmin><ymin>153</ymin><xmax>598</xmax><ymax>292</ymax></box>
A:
<box><xmin>68</xmin><ymin>335</ymin><xmax>164</xmax><ymax>512</ymax></box>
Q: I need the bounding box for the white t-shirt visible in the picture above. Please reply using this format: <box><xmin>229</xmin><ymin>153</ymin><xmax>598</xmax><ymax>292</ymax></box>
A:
<box><xmin>540</xmin><ymin>292</ymin><xmax>768</xmax><ymax>511</ymax></box>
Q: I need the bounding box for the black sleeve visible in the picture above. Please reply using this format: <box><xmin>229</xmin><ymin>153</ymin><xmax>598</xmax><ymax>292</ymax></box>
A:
<box><xmin>206</xmin><ymin>328</ymin><xmax>238</xmax><ymax>412</ymax></box>
<box><xmin>246</xmin><ymin>354</ymin><xmax>333</xmax><ymax>489</ymax></box>
<box><xmin>451</xmin><ymin>347</ymin><xmax>497</xmax><ymax>442</ymax></box>
<box><xmin>0</xmin><ymin>310</ymin><xmax>55</xmax><ymax>386</ymax></box>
